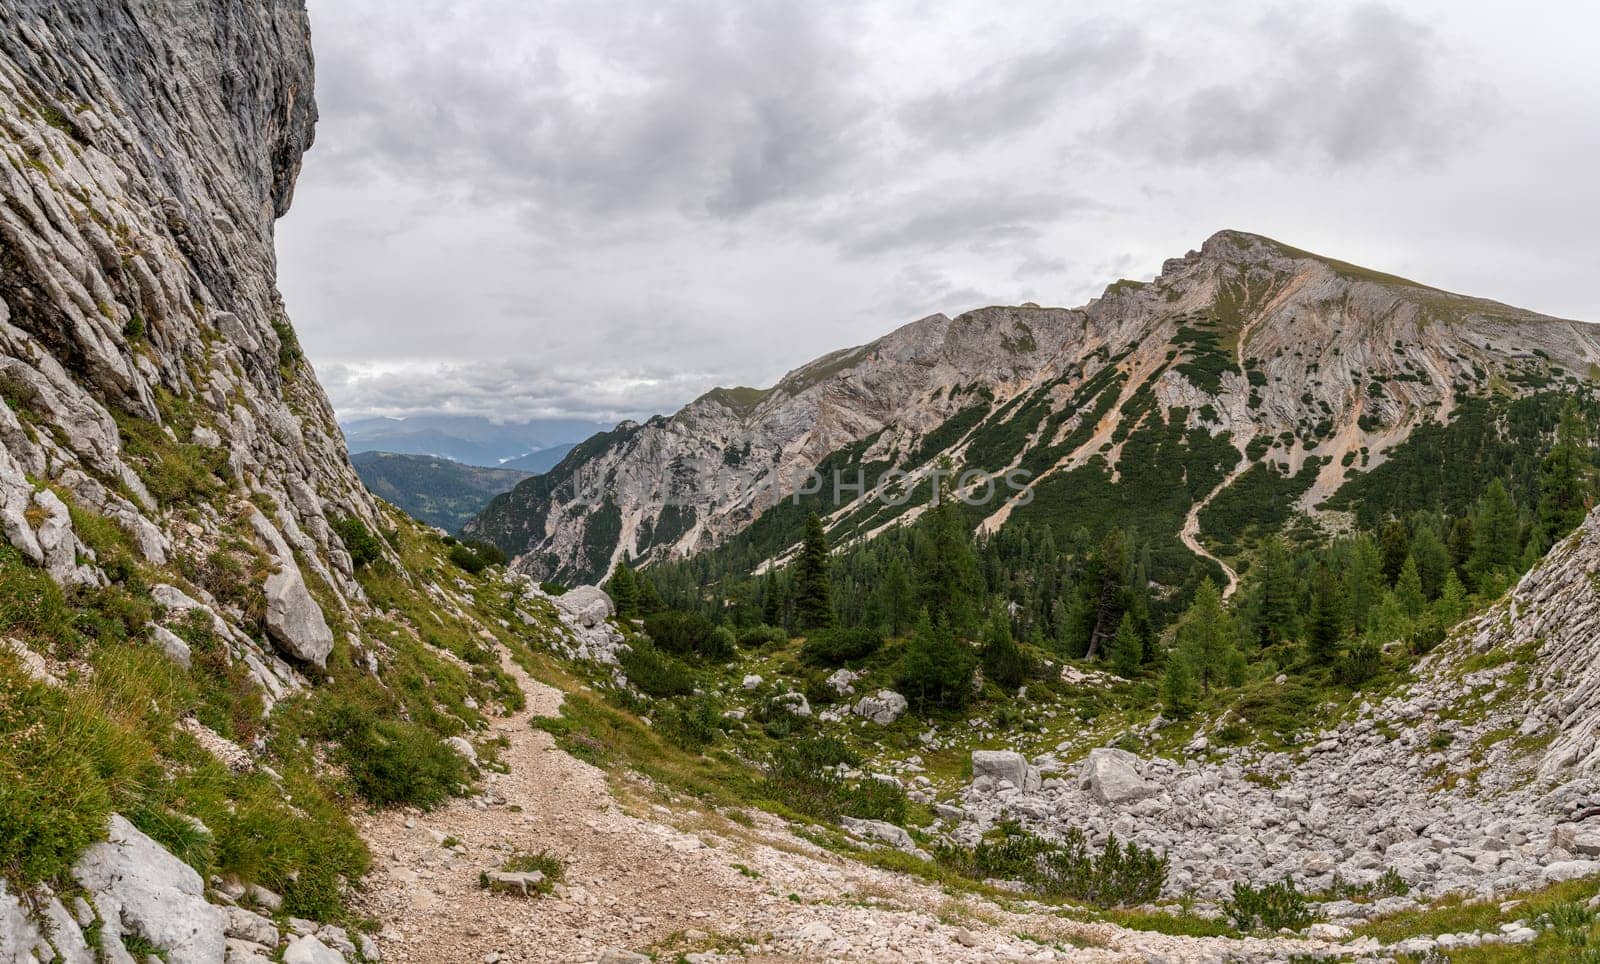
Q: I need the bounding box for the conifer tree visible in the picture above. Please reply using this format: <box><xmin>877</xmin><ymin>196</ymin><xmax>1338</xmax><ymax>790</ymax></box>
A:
<box><xmin>1408</xmin><ymin>524</ymin><xmax>1452</xmax><ymax>600</ymax></box>
<box><xmin>1307</xmin><ymin>570</ymin><xmax>1347</xmax><ymax>665</ymax></box>
<box><xmin>761</xmin><ymin>569</ymin><xmax>783</xmax><ymax>627</ymax></box>
<box><xmin>1536</xmin><ymin>400</ymin><xmax>1594</xmax><ymax>549</ymax></box>
<box><xmin>1173</xmin><ymin>579</ymin><xmax>1238</xmax><ymax>694</ymax></box>
<box><xmin>608</xmin><ymin>562</ymin><xmax>638</xmax><ymax>619</ymax></box>
<box><xmin>637</xmin><ymin>573</ymin><xmax>664</xmax><ymax>615</ymax></box>
<box><xmin>793</xmin><ymin>513</ymin><xmax>835</xmax><ymax>631</ymax></box>
<box><xmin>896</xmin><ymin>613</ymin><xmax>977</xmax><ymax>710</ymax></box>
<box><xmin>879</xmin><ymin>555</ymin><xmax>916</xmax><ymax>636</ymax></box>
<box><xmin>1395</xmin><ymin>555</ymin><xmax>1425</xmax><ymax>617</ymax></box>
<box><xmin>1437</xmin><ymin>569</ymin><xmax>1468</xmax><ymax>625</ymax></box>
<box><xmin>1162</xmin><ymin>652</ymin><xmax>1198</xmax><ymax>718</ymax></box>
<box><xmin>981</xmin><ymin>606</ymin><xmax>1030</xmax><ymax>688</ymax></box>
<box><xmin>914</xmin><ymin>490</ymin><xmax>982</xmax><ymax>632</ymax></box>
<box><xmin>1250</xmin><ymin>535</ymin><xmax>1299</xmax><ymax>647</ymax></box>
<box><xmin>1470</xmin><ymin>480</ymin><xmax>1521</xmax><ymax>579</ymax></box>
<box><xmin>1108</xmin><ymin>613</ymin><xmax>1142</xmax><ymax>678</ymax></box>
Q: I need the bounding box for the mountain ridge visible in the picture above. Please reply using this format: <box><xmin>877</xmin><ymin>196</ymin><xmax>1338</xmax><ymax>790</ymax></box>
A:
<box><xmin>468</xmin><ymin>230</ymin><xmax>1600</xmax><ymax>584</ymax></box>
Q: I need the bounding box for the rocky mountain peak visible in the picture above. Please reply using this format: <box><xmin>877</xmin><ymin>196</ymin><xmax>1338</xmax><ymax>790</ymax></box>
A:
<box><xmin>471</xmin><ymin>231</ymin><xmax>1600</xmax><ymax>585</ymax></box>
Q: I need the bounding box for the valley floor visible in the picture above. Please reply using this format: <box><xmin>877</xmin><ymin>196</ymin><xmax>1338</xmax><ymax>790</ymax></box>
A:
<box><xmin>353</xmin><ymin>653</ymin><xmax>1343</xmax><ymax>963</ymax></box>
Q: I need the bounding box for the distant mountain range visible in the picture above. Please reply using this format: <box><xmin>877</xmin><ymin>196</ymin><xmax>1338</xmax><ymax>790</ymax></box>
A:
<box><xmin>340</xmin><ymin>414</ymin><xmax>611</xmax><ymax>469</ymax></box>
<box><xmin>350</xmin><ymin>451</ymin><xmax>532</xmax><ymax>531</ymax></box>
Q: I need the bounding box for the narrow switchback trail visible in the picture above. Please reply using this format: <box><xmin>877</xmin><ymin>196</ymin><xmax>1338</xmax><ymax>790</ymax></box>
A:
<box><xmin>1180</xmin><ymin>458</ymin><xmax>1248</xmax><ymax>599</ymax></box>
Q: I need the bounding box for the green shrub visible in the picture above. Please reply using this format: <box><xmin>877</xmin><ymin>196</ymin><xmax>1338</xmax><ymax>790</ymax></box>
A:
<box><xmin>800</xmin><ymin>627</ymin><xmax>884</xmax><ymax>666</ymax></box>
<box><xmin>935</xmin><ymin>825</ymin><xmax>1167</xmax><ymax>907</ymax></box>
<box><xmin>1336</xmin><ymin>638</ymin><xmax>1383</xmax><ymax>687</ymax></box>
<box><xmin>642</xmin><ymin>611</ymin><xmax>729</xmax><ymax>659</ymax></box>
<box><xmin>448</xmin><ymin>543</ymin><xmax>488</xmax><ymax>574</ymax></box>
<box><xmin>318</xmin><ymin>702</ymin><xmax>467</xmax><ymax>809</ymax></box>
<box><xmin>331</xmin><ymin>517</ymin><xmax>382</xmax><ymax>568</ymax></box>
<box><xmin>763</xmin><ymin>734</ymin><xmax>907</xmax><ymax>823</ymax></box>
<box><xmin>738</xmin><ymin>624</ymin><xmax>789</xmax><ymax>649</ymax></box>
<box><xmin>659</xmin><ymin>694</ymin><xmax>722</xmax><ymax>752</ymax></box>
<box><xmin>616</xmin><ymin>640</ymin><xmax>698</xmax><ymax>698</ymax></box>
<box><xmin>1409</xmin><ymin>617</ymin><xmax>1447</xmax><ymax>655</ymax></box>
<box><xmin>1223</xmin><ymin>879</ymin><xmax>1313</xmax><ymax>932</ymax></box>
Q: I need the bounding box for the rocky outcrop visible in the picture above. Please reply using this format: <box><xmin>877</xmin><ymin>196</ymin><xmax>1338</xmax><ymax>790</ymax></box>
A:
<box><xmin>0</xmin><ymin>2</ymin><xmax>384</xmax><ymax>958</ymax></box>
<box><xmin>72</xmin><ymin>815</ymin><xmax>227</xmax><ymax>964</ymax></box>
<box><xmin>472</xmin><ymin>231</ymin><xmax>1600</xmax><ymax>583</ymax></box>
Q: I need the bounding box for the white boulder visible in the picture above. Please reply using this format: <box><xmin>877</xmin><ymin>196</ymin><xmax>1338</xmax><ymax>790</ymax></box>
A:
<box><xmin>72</xmin><ymin>815</ymin><xmax>226</xmax><ymax>964</ymax></box>
<box><xmin>1081</xmin><ymin>747</ymin><xmax>1157</xmax><ymax>805</ymax></box>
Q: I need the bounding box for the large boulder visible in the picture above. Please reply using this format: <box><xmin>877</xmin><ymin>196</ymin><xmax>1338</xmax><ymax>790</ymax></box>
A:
<box><xmin>852</xmin><ymin>689</ymin><xmax>908</xmax><ymax>725</ymax></box>
<box><xmin>840</xmin><ymin>816</ymin><xmax>922</xmax><ymax>854</ymax></box>
<box><xmin>553</xmin><ymin>585</ymin><xmax>614</xmax><ymax>628</ymax></box>
<box><xmin>971</xmin><ymin>750</ymin><xmax>1040</xmax><ymax>791</ymax></box>
<box><xmin>1081</xmin><ymin>747</ymin><xmax>1157</xmax><ymax>805</ymax></box>
<box><xmin>283</xmin><ymin>935</ymin><xmax>344</xmax><ymax>964</ymax></box>
<box><xmin>264</xmin><ymin>566</ymin><xmax>334</xmax><ymax>666</ymax></box>
<box><xmin>72</xmin><ymin>815</ymin><xmax>226</xmax><ymax>964</ymax></box>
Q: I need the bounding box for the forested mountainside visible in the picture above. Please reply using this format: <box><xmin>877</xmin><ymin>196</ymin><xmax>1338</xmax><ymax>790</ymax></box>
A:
<box><xmin>350</xmin><ymin>450</ymin><xmax>529</xmax><ymax>531</ymax></box>
<box><xmin>469</xmin><ymin>230</ymin><xmax>1600</xmax><ymax>591</ymax></box>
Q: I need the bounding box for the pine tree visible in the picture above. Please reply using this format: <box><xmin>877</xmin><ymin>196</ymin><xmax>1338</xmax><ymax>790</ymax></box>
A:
<box><xmin>1437</xmin><ymin>569</ymin><xmax>1468</xmax><ymax>625</ymax></box>
<box><xmin>1341</xmin><ymin>535</ymin><xmax>1385</xmax><ymax>632</ymax></box>
<box><xmin>1250</xmin><ymin>535</ymin><xmax>1298</xmax><ymax>648</ymax></box>
<box><xmin>761</xmin><ymin>569</ymin><xmax>782</xmax><ymax>626</ymax></box>
<box><xmin>1536</xmin><ymin>400</ymin><xmax>1594</xmax><ymax>549</ymax></box>
<box><xmin>1379</xmin><ymin>519</ymin><xmax>1411</xmax><ymax>585</ymax></box>
<box><xmin>1470</xmin><ymin>480</ymin><xmax>1521</xmax><ymax>579</ymax></box>
<box><xmin>1306</xmin><ymin>570</ymin><xmax>1347</xmax><ymax>665</ymax></box>
<box><xmin>1173</xmin><ymin>579</ymin><xmax>1238</xmax><ymax>694</ymax></box>
<box><xmin>1108</xmin><ymin>613</ymin><xmax>1142</xmax><ymax>678</ymax></box>
<box><xmin>637</xmin><ymin>573</ymin><xmax>664</xmax><ymax>615</ymax></box>
<box><xmin>896</xmin><ymin>614</ymin><xmax>977</xmax><ymax>710</ymax></box>
<box><xmin>981</xmin><ymin>607</ymin><xmax>1030</xmax><ymax>689</ymax></box>
<box><xmin>793</xmin><ymin>513</ymin><xmax>835</xmax><ymax>631</ymax></box>
<box><xmin>1395</xmin><ymin>555</ymin><xmax>1425</xmax><ymax>617</ymax></box>
<box><xmin>1408</xmin><ymin>523</ymin><xmax>1452</xmax><ymax>600</ymax></box>
<box><xmin>879</xmin><ymin>555</ymin><xmax>915</xmax><ymax>636</ymax></box>
<box><xmin>914</xmin><ymin>494</ymin><xmax>982</xmax><ymax>633</ymax></box>
<box><xmin>1162</xmin><ymin>652</ymin><xmax>1199</xmax><ymax>719</ymax></box>
<box><xmin>608</xmin><ymin>562</ymin><xmax>638</xmax><ymax>619</ymax></box>
<box><xmin>1079</xmin><ymin>528</ymin><xmax>1134</xmax><ymax>660</ymax></box>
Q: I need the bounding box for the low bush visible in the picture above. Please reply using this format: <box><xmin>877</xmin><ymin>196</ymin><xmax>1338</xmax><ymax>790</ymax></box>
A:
<box><xmin>1336</xmin><ymin>638</ymin><xmax>1383</xmax><ymax>687</ymax></box>
<box><xmin>935</xmin><ymin>825</ymin><xmax>1168</xmax><ymax>907</ymax></box>
<box><xmin>616</xmin><ymin>640</ymin><xmax>698</xmax><ymax>698</ymax></box>
<box><xmin>331</xmin><ymin>517</ymin><xmax>383</xmax><ymax>568</ymax></box>
<box><xmin>800</xmin><ymin>627</ymin><xmax>884</xmax><ymax>667</ymax></box>
<box><xmin>658</xmin><ymin>694</ymin><xmax>722</xmax><ymax>752</ymax></box>
<box><xmin>642</xmin><ymin>611</ymin><xmax>731</xmax><ymax>660</ymax></box>
<box><xmin>316</xmin><ymin>702</ymin><xmax>468</xmax><ymax>809</ymax></box>
<box><xmin>764</xmin><ymin>734</ymin><xmax>907</xmax><ymax>824</ymax></box>
<box><xmin>1222</xmin><ymin>879</ymin><xmax>1313</xmax><ymax>932</ymax></box>
<box><xmin>738</xmin><ymin>624</ymin><xmax>789</xmax><ymax>649</ymax></box>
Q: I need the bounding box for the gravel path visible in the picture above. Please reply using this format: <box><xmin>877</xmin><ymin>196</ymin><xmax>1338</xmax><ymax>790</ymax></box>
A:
<box><xmin>355</xmin><ymin>652</ymin><xmax>1346</xmax><ymax>963</ymax></box>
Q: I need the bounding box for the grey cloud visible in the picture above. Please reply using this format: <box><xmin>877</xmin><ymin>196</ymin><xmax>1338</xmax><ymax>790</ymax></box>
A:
<box><xmin>1115</xmin><ymin>4</ymin><xmax>1492</xmax><ymax>165</ymax></box>
<box><xmin>898</xmin><ymin>24</ymin><xmax>1145</xmax><ymax>147</ymax></box>
<box><xmin>817</xmin><ymin>184</ymin><xmax>1102</xmax><ymax>256</ymax></box>
<box><xmin>318</xmin><ymin>359</ymin><xmax>727</xmax><ymax>424</ymax></box>
<box><xmin>311</xmin><ymin>1</ymin><xmax>875</xmax><ymax>226</ymax></box>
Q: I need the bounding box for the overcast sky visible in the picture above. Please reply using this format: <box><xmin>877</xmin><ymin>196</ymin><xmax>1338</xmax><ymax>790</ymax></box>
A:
<box><xmin>277</xmin><ymin>0</ymin><xmax>1600</xmax><ymax>425</ymax></box>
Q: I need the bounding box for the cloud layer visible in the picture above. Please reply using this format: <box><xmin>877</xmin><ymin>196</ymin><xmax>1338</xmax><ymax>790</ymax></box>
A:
<box><xmin>279</xmin><ymin>0</ymin><xmax>1599</xmax><ymax>423</ymax></box>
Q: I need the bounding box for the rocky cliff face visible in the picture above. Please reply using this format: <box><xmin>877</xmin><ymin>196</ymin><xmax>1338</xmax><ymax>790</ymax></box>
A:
<box><xmin>2</xmin><ymin>0</ymin><xmax>380</xmax><ymax>659</ymax></box>
<box><xmin>0</xmin><ymin>3</ymin><xmax>405</xmax><ymax>960</ymax></box>
<box><xmin>471</xmin><ymin>230</ymin><xmax>1600</xmax><ymax>584</ymax></box>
